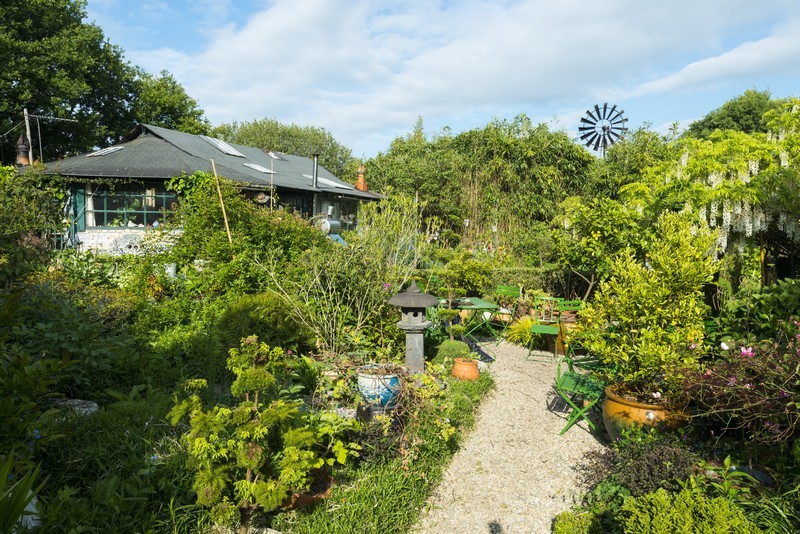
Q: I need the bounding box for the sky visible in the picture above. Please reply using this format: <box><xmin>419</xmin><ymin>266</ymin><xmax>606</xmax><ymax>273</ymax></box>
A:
<box><xmin>86</xmin><ymin>0</ymin><xmax>800</xmax><ymax>159</ymax></box>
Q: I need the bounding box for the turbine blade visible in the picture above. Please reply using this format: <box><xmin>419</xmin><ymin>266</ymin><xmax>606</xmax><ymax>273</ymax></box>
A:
<box><xmin>594</xmin><ymin>104</ymin><xmax>602</xmax><ymax>121</ymax></box>
<box><xmin>593</xmin><ymin>134</ymin><xmax>602</xmax><ymax>151</ymax></box>
<box><xmin>585</xmin><ymin>109</ymin><xmax>598</xmax><ymax>122</ymax></box>
<box><xmin>579</xmin><ymin>117</ymin><xmax>597</xmax><ymax>126</ymax></box>
<box><xmin>580</xmin><ymin>130</ymin><xmax>595</xmax><ymax>140</ymax></box>
<box><xmin>608</xmin><ymin>109</ymin><xmax>625</xmax><ymax>122</ymax></box>
<box><xmin>584</xmin><ymin>133</ymin><xmax>598</xmax><ymax>147</ymax></box>
<box><xmin>602</xmin><ymin>103</ymin><xmax>608</xmax><ymax>120</ymax></box>
<box><xmin>611</xmin><ymin>116</ymin><xmax>628</xmax><ymax>126</ymax></box>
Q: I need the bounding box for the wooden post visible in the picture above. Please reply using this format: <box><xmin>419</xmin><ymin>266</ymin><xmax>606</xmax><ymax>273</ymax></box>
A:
<box><xmin>211</xmin><ymin>159</ymin><xmax>234</xmax><ymax>255</ymax></box>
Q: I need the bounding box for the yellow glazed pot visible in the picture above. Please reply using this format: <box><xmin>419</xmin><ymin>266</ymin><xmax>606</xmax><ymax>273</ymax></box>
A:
<box><xmin>602</xmin><ymin>385</ymin><xmax>688</xmax><ymax>441</ymax></box>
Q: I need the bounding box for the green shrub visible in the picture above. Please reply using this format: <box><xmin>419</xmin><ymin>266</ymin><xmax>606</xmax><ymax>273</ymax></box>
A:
<box><xmin>505</xmin><ymin>316</ymin><xmax>536</xmax><ymax>346</ymax></box>
<box><xmin>432</xmin><ymin>339</ymin><xmax>471</xmax><ymax>367</ymax></box>
<box><xmin>36</xmin><ymin>389</ymin><xmax>200</xmax><ymax>532</ymax></box>
<box><xmin>214</xmin><ymin>291</ymin><xmax>314</xmax><ymax>353</ymax></box>
<box><xmin>553</xmin><ymin>510</ymin><xmax>603</xmax><ymax>534</ymax></box>
<box><xmin>613</xmin><ymin>433</ymin><xmax>699</xmax><ymax>496</ymax></box>
<box><xmin>619</xmin><ymin>488</ymin><xmax>760</xmax><ymax>533</ymax></box>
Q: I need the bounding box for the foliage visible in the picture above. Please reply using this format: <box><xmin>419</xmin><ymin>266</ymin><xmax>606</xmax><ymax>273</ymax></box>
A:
<box><xmin>169</xmin><ymin>337</ymin><xmax>358</xmax><ymax>531</ymax></box>
<box><xmin>214</xmin><ymin>292</ymin><xmax>315</xmax><ymax>355</ymax></box>
<box><xmin>213</xmin><ymin>118</ymin><xmax>357</xmax><ymax>180</ymax></box>
<box><xmin>684</xmin><ymin>89</ymin><xmax>781</xmax><ymax>139</ymax></box>
<box><xmin>168</xmin><ymin>172</ymin><xmax>326</xmax><ymax>294</ymax></box>
<box><xmin>0</xmin><ymin>0</ymin><xmax>134</xmax><ymax>159</ymax></box>
<box><xmin>1</xmin><ymin>452</ymin><xmax>45</xmax><ymax>533</ymax></box>
<box><xmin>505</xmin><ymin>316</ymin><xmax>537</xmax><ymax>347</ymax></box>
<box><xmin>552</xmin><ymin>196</ymin><xmax>644</xmax><ymax>299</ymax></box>
<box><xmin>686</xmin><ymin>321</ymin><xmax>800</xmax><ymax>443</ymax></box>
<box><xmin>618</xmin><ymin>488</ymin><xmax>759</xmax><ymax>533</ymax></box>
<box><xmin>0</xmin><ymin>166</ymin><xmax>63</xmax><ymax>286</ymax></box>
<box><xmin>131</xmin><ymin>69</ymin><xmax>209</xmax><ymax>134</ymax></box>
<box><xmin>9</xmin><ymin>279</ymin><xmax>149</xmax><ymax>400</ymax></box>
<box><xmin>553</xmin><ymin>510</ymin><xmax>603</xmax><ymax>534</ymax></box>
<box><xmin>368</xmin><ymin>115</ymin><xmax>594</xmax><ymax>256</ymax></box>
<box><xmin>268</xmin><ymin>194</ymin><xmax>431</xmax><ymax>357</ymax></box>
<box><xmin>576</xmin><ymin>212</ymin><xmax>717</xmax><ymax>398</ymax></box>
<box><xmin>36</xmin><ymin>389</ymin><xmax>202</xmax><ymax>532</ymax></box>
<box><xmin>717</xmin><ymin>278</ymin><xmax>800</xmax><ymax>340</ymax></box>
<box><xmin>432</xmin><ymin>339</ymin><xmax>471</xmax><ymax>368</ymax></box>
<box><xmin>271</xmin><ymin>370</ymin><xmax>494</xmax><ymax>533</ymax></box>
<box><xmin>611</xmin><ymin>429</ymin><xmax>699</xmax><ymax>497</ymax></box>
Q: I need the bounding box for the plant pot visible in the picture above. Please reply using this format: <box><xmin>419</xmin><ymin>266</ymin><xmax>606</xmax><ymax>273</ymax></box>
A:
<box><xmin>357</xmin><ymin>364</ymin><xmax>402</xmax><ymax>409</ymax></box>
<box><xmin>602</xmin><ymin>385</ymin><xmax>688</xmax><ymax>441</ymax></box>
<box><xmin>451</xmin><ymin>358</ymin><xmax>480</xmax><ymax>381</ymax></box>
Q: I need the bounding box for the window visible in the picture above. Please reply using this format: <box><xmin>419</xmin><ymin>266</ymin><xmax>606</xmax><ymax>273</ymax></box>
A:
<box><xmin>82</xmin><ymin>183</ymin><xmax>177</xmax><ymax>228</ymax></box>
<box><xmin>87</xmin><ymin>146</ymin><xmax>125</xmax><ymax>157</ymax></box>
<box><xmin>243</xmin><ymin>163</ymin><xmax>275</xmax><ymax>173</ymax></box>
<box><xmin>199</xmin><ymin>135</ymin><xmax>246</xmax><ymax>157</ymax></box>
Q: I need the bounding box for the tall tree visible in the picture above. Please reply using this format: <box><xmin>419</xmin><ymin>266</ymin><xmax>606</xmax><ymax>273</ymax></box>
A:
<box><xmin>131</xmin><ymin>70</ymin><xmax>210</xmax><ymax>135</ymax></box>
<box><xmin>213</xmin><ymin>119</ymin><xmax>357</xmax><ymax>180</ymax></box>
<box><xmin>0</xmin><ymin>0</ymin><xmax>139</xmax><ymax>163</ymax></box>
<box><xmin>683</xmin><ymin>89</ymin><xmax>783</xmax><ymax>139</ymax></box>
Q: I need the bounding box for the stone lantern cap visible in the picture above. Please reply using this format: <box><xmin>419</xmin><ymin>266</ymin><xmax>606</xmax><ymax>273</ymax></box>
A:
<box><xmin>387</xmin><ymin>280</ymin><xmax>439</xmax><ymax>309</ymax></box>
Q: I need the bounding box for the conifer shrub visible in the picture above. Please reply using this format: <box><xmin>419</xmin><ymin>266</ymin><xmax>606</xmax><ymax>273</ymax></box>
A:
<box><xmin>618</xmin><ymin>488</ymin><xmax>760</xmax><ymax>533</ymax></box>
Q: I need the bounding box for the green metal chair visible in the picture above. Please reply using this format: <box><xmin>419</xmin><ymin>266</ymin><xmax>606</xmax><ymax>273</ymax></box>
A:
<box><xmin>552</xmin><ymin>358</ymin><xmax>605</xmax><ymax>435</ymax></box>
<box><xmin>526</xmin><ymin>321</ymin><xmax>562</xmax><ymax>361</ymax></box>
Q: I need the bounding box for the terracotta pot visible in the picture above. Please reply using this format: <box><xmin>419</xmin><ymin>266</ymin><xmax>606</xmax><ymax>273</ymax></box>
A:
<box><xmin>451</xmin><ymin>358</ymin><xmax>480</xmax><ymax>381</ymax></box>
<box><xmin>602</xmin><ymin>385</ymin><xmax>688</xmax><ymax>441</ymax></box>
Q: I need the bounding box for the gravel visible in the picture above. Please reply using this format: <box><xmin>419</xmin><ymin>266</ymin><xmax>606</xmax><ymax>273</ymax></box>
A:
<box><xmin>413</xmin><ymin>340</ymin><xmax>607</xmax><ymax>533</ymax></box>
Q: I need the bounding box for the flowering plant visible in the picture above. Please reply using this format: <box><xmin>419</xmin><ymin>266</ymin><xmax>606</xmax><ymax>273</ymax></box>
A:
<box><xmin>686</xmin><ymin>320</ymin><xmax>800</xmax><ymax>443</ymax></box>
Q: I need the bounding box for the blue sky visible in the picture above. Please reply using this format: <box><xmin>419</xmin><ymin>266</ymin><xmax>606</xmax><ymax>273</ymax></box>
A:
<box><xmin>86</xmin><ymin>0</ymin><xmax>800</xmax><ymax>159</ymax></box>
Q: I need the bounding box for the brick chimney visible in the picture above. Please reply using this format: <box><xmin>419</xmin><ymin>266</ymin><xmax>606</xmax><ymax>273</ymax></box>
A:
<box><xmin>355</xmin><ymin>164</ymin><xmax>368</xmax><ymax>192</ymax></box>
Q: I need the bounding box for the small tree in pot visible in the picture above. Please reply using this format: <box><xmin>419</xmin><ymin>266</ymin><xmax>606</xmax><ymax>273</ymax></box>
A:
<box><xmin>574</xmin><ymin>212</ymin><xmax>718</xmax><ymax>437</ymax></box>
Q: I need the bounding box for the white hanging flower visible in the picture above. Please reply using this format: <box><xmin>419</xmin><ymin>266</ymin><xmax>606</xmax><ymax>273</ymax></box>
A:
<box><xmin>718</xmin><ymin>226</ymin><xmax>728</xmax><ymax>251</ymax></box>
<box><xmin>699</xmin><ymin>205</ymin><xmax>707</xmax><ymax>223</ymax></box>
<box><xmin>748</xmin><ymin>160</ymin><xmax>759</xmax><ymax>176</ymax></box>
<box><xmin>709</xmin><ymin>201</ymin><xmax>718</xmax><ymax>228</ymax></box>
<box><xmin>722</xmin><ymin>199</ymin><xmax>732</xmax><ymax>229</ymax></box>
<box><xmin>681</xmin><ymin>152</ymin><xmax>689</xmax><ymax>167</ymax></box>
<box><xmin>781</xmin><ymin>151</ymin><xmax>789</xmax><ymax>167</ymax></box>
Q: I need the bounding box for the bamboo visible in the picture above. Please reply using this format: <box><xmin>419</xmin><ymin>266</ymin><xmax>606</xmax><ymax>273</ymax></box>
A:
<box><xmin>211</xmin><ymin>159</ymin><xmax>234</xmax><ymax>255</ymax></box>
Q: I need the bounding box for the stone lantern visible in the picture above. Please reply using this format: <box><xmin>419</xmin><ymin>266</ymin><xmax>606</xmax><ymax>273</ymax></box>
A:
<box><xmin>388</xmin><ymin>280</ymin><xmax>440</xmax><ymax>373</ymax></box>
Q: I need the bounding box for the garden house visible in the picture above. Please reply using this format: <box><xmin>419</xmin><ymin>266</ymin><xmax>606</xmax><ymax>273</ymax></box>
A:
<box><xmin>42</xmin><ymin>124</ymin><xmax>380</xmax><ymax>252</ymax></box>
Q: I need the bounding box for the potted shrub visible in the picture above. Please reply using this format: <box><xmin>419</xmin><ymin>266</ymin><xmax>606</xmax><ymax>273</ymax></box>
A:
<box><xmin>574</xmin><ymin>212</ymin><xmax>717</xmax><ymax>440</ymax></box>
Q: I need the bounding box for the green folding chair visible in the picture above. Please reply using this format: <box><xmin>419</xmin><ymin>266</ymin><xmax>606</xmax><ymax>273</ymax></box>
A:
<box><xmin>526</xmin><ymin>321</ymin><xmax>562</xmax><ymax>361</ymax></box>
<box><xmin>552</xmin><ymin>357</ymin><xmax>605</xmax><ymax>435</ymax></box>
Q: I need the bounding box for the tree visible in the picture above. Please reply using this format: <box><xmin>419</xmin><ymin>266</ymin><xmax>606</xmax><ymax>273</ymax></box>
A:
<box><xmin>131</xmin><ymin>70</ymin><xmax>209</xmax><ymax>135</ymax></box>
<box><xmin>213</xmin><ymin>119</ymin><xmax>357</xmax><ymax>180</ymax></box>
<box><xmin>0</xmin><ymin>0</ymin><xmax>139</xmax><ymax>163</ymax></box>
<box><xmin>684</xmin><ymin>89</ymin><xmax>782</xmax><ymax>139</ymax></box>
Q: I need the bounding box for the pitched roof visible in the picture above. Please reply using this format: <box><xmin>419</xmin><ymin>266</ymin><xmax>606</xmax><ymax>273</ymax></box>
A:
<box><xmin>44</xmin><ymin>124</ymin><xmax>380</xmax><ymax>200</ymax></box>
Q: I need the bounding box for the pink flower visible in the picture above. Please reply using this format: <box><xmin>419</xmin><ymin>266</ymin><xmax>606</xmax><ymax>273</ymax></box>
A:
<box><xmin>740</xmin><ymin>346</ymin><xmax>754</xmax><ymax>358</ymax></box>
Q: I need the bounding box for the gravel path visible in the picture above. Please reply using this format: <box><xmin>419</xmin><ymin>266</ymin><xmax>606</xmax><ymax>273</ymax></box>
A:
<box><xmin>414</xmin><ymin>340</ymin><xmax>606</xmax><ymax>534</ymax></box>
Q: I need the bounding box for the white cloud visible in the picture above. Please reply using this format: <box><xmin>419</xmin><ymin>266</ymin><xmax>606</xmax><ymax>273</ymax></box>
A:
<box><xmin>91</xmin><ymin>0</ymin><xmax>800</xmax><ymax>156</ymax></box>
